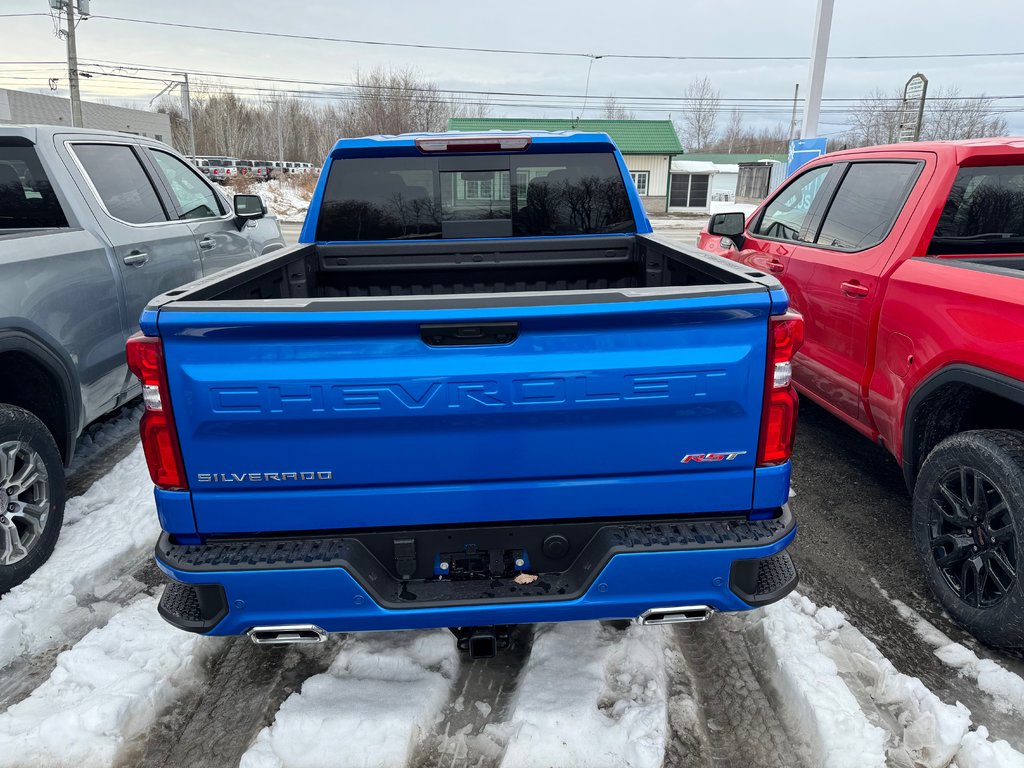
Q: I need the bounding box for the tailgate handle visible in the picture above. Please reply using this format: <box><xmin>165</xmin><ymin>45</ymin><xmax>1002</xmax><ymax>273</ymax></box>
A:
<box><xmin>421</xmin><ymin>322</ymin><xmax>519</xmax><ymax>347</ymax></box>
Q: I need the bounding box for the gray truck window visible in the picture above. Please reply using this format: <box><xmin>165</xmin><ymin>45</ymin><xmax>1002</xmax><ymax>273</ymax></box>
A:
<box><xmin>73</xmin><ymin>144</ymin><xmax>168</xmax><ymax>225</ymax></box>
<box><xmin>930</xmin><ymin>165</ymin><xmax>1024</xmax><ymax>255</ymax></box>
<box><xmin>150</xmin><ymin>150</ymin><xmax>223</xmax><ymax>220</ymax></box>
<box><xmin>0</xmin><ymin>145</ymin><xmax>67</xmax><ymax>229</ymax></box>
<box><xmin>815</xmin><ymin>162</ymin><xmax>920</xmax><ymax>251</ymax></box>
<box><xmin>315</xmin><ymin>153</ymin><xmax>634</xmax><ymax>241</ymax></box>
<box><xmin>753</xmin><ymin>165</ymin><xmax>830</xmax><ymax>242</ymax></box>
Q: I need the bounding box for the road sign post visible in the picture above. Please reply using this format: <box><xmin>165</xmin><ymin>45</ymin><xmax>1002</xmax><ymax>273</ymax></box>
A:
<box><xmin>897</xmin><ymin>73</ymin><xmax>928</xmax><ymax>143</ymax></box>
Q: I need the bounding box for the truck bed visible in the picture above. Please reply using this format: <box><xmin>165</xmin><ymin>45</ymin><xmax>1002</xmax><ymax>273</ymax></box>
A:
<box><xmin>149</xmin><ymin>233</ymin><xmax>768</xmax><ymax>309</ymax></box>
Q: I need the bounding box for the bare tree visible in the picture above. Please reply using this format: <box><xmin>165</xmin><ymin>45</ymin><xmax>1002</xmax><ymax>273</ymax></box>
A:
<box><xmin>706</xmin><ymin>120</ymin><xmax>788</xmax><ymax>155</ymax></box>
<box><xmin>602</xmin><ymin>96</ymin><xmax>635</xmax><ymax>120</ymax></box>
<box><xmin>843</xmin><ymin>87</ymin><xmax>904</xmax><ymax>147</ymax></box>
<box><xmin>675</xmin><ymin>76</ymin><xmax>720</xmax><ymax>151</ymax></box>
<box><xmin>157</xmin><ymin>66</ymin><xmax>488</xmax><ymax>162</ymax></box>
<box><xmin>921</xmin><ymin>84</ymin><xmax>1008</xmax><ymax>141</ymax></box>
<box><xmin>721</xmin><ymin>109</ymin><xmax>744</xmax><ymax>153</ymax></box>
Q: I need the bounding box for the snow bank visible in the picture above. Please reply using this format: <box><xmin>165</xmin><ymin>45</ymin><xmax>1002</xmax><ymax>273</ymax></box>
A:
<box><xmin>884</xmin><ymin>592</ymin><xmax>1024</xmax><ymax>716</ymax></box>
<box><xmin>958</xmin><ymin>727</ymin><xmax>1024</xmax><ymax>768</ymax></box>
<box><xmin>228</xmin><ymin>178</ymin><xmax>311</xmax><ymax>223</ymax></box>
<box><xmin>0</xmin><ymin>445</ymin><xmax>157</xmax><ymax>671</ymax></box>
<box><xmin>498</xmin><ymin>622</ymin><xmax>669</xmax><ymax>768</ymax></box>
<box><xmin>760</xmin><ymin>594</ymin><xmax>888</xmax><ymax>768</ymax></box>
<box><xmin>240</xmin><ymin>630</ymin><xmax>458</xmax><ymax>768</ymax></box>
<box><xmin>0</xmin><ymin>597</ymin><xmax>212</xmax><ymax>768</ymax></box>
<box><xmin>763</xmin><ymin>593</ymin><xmax>1024</xmax><ymax>768</ymax></box>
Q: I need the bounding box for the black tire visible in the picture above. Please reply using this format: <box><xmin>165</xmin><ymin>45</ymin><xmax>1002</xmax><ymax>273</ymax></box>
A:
<box><xmin>0</xmin><ymin>404</ymin><xmax>66</xmax><ymax>595</ymax></box>
<box><xmin>912</xmin><ymin>429</ymin><xmax>1024</xmax><ymax>650</ymax></box>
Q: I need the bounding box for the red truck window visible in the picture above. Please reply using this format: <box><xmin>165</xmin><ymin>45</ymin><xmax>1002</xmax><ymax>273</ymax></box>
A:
<box><xmin>752</xmin><ymin>165</ymin><xmax>830</xmax><ymax>242</ymax></box>
<box><xmin>815</xmin><ymin>162</ymin><xmax>920</xmax><ymax>251</ymax></box>
<box><xmin>931</xmin><ymin>165</ymin><xmax>1024</xmax><ymax>255</ymax></box>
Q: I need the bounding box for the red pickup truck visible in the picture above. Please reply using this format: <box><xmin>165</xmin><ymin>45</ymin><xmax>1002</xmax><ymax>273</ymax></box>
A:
<box><xmin>698</xmin><ymin>138</ymin><xmax>1024</xmax><ymax>649</ymax></box>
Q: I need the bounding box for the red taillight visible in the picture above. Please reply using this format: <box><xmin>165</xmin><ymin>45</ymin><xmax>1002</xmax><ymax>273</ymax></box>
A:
<box><xmin>125</xmin><ymin>333</ymin><xmax>188</xmax><ymax>490</ymax></box>
<box><xmin>757</xmin><ymin>311</ymin><xmax>804</xmax><ymax>466</ymax></box>
<box><xmin>213</xmin><ymin>169</ymin><xmax>219</xmax><ymax>175</ymax></box>
<box><xmin>415</xmin><ymin>136</ymin><xmax>532</xmax><ymax>153</ymax></box>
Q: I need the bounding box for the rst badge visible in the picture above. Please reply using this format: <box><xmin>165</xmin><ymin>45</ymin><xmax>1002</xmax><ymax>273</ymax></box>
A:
<box><xmin>680</xmin><ymin>452</ymin><xmax>747</xmax><ymax>464</ymax></box>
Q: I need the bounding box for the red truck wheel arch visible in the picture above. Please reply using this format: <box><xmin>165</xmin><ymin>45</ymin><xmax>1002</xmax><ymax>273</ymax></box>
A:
<box><xmin>901</xmin><ymin>365</ymin><xmax>1024</xmax><ymax>491</ymax></box>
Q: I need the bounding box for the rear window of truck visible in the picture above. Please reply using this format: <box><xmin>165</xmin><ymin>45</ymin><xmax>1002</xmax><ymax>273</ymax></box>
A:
<box><xmin>931</xmin><ymin>165</ymin><xmax>1024</xmax><ymax>254</ymax></box>
<box><xmin>0</xmin><ymin>145</ymin><xmax>68</xmax><ymax>230</ymax></box>
<box><xmin>315</xmin><ymin>152</ymin><xmax>635</xmax><ymax>241</ymax></box>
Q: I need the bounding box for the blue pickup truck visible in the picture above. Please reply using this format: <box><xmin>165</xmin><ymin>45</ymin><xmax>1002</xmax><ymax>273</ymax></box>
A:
<box><xmin>129</xmin><ymin>131</ymin><xmax>802</xmax><ymax>657</ymax></box>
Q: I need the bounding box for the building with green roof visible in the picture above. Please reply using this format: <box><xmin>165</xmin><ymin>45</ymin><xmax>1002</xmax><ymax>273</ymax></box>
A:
<box><xmin>448</xmin><ymin>117</ymin><xmax>683</xmax><ymax>213</ymax></box>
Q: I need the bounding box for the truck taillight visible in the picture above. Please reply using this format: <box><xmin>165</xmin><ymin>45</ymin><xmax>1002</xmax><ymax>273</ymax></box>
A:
<box><xmin>125</xmin><ymin>333</ymin><xmax>188</xmax><ymax>490</ymax></box>
<box><xmin>757</xmin><ymin>311</ymin><xmax>804</xmax><ymax>467</ymax></box>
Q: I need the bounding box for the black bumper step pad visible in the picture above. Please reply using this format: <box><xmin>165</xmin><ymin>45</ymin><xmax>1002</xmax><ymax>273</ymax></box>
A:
<box><xmin>158</xmin><ymin>511</ymin><xmax>794</xmax><ymax>572</ymax></box>
<box><xmin>156</xmin><ymin>509</ymin><xmax>796</xmax><ymax>611</ymax></box>
<box><xmin>158</xmin><ymin>581</ymin><xmax>228</xmax><ymax>633</ymax></box>
<box><xmin>729</xmin><ymin>550</ymin><xmax>799</xmax><ymax>608</ymax></box>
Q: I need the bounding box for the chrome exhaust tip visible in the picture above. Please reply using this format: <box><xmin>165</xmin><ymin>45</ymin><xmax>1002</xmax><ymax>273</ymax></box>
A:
<box><xmin>247</xmin><ymin>624</ymin><xmax>327</xmax><ymax>645</ymax></box>
<box><xmin>636</xmin><ymin>605</ymin><xmax>714</xmax><ymax>626</ymax></box>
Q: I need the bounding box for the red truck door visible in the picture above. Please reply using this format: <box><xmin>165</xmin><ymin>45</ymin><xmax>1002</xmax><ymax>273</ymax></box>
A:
<box><xmin>784</xmin><ymin>160</ymin><xmax>923</xmax><ymax>422</ymax></box>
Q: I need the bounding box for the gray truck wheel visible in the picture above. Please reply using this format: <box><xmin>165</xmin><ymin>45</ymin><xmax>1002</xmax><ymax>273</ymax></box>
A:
<box><xmin>0</xmin><ymin>405</ymin><xmax>65</xmax><ymax>594</ymax></box>
<box><xmin>912</xmin><ymin>429</ymin><xmax>1024</xmax><ymax>650</ymax></box>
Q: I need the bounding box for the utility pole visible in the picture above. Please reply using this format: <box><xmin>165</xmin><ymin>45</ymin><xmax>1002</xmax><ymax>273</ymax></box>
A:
<box><xmin>275</xmin><ymin>99</ymin><xmax>284</xmax><ymax>162</ymax></box>
<box><xmin>64</xmin><ymin>0</ymin><xmax>84</xmax><ymax>128</ymax></box>
<box><xmin>800</xmin><ymin>0</ymin><xmax>834</xmax><ymax>139</ymax></box>
<box><xmin>181</xmin><ymin>72</ymin><xmax>196</xmax><ymax>157</ymax></box>
<box><xmin>788</xmin><ymin>83</ymin><xmax>800</xmax><ymax>141</ymax></box>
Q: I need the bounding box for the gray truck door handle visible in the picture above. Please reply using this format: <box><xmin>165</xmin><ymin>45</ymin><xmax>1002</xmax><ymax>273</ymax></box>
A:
<box><xmin>122</xmin><ymin>250</ymin><xmax>149</xmax><ymax>267</ymax></box>
<box><xmin>199</xmin><ymin>236</ymin><xmax>216</xmax><ymax>250</ymax></box>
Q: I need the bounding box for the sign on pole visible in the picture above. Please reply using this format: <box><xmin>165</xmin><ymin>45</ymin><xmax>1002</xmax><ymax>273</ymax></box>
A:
<box><xmin>787</xmin><ymin>137</ymin><xmax>828</xmax><ymax>177</ymax></box>
<box><xmin>897</xmin><ymin>73</ymin><xmax>928</xmax><ymax>143</ymax></box>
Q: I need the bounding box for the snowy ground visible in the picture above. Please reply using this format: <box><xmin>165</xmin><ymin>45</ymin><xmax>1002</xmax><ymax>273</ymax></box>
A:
<box><xmin>3</xmin><ymin>227</ymin><xmax>1024</xmax><ymax>766</ymax></box>
<box><xmin>1</xmin><ymin>396</ymin><xmax>1023</xmax><ymax>768</ymax></box>
<box><xmin>227</xmin><ymin>178</ymin><xmax>312</xmax><ymax>224</ymax></box>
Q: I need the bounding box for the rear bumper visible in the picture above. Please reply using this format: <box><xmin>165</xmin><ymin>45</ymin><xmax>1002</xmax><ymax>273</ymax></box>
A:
<box><xmin>154</xmin><ymin>507</ymin><xmax>798</xmax><ymax>635</ymax></box>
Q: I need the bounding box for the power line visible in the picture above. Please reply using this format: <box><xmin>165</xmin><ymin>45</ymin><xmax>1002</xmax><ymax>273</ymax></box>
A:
<box><xmin>84</xmin><ymin>14</ymin><xmax>1024</xmax><ymax>63</ymax></box>
<box><xmin>6</xmin><ymin>58</ymin><xmax>1024</xmax><ymax>107</ymax></box>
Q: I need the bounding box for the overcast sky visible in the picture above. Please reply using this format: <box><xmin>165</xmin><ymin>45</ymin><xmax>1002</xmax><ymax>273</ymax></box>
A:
<box><xmin>2</xmin><ymin>0</ymin><xmax>1022</xmax><ymax>135</ymax></box>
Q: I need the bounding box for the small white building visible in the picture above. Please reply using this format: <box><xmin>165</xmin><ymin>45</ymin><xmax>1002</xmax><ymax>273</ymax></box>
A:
<box><xmin>668</xmin><ymin>160</ymin><xmax>741</xmax><ymax>212</ymax></box>
<box><xmin>669</xmin><ymin>153</ymin><xmax>789</xmax><ymax>212</ymax></box>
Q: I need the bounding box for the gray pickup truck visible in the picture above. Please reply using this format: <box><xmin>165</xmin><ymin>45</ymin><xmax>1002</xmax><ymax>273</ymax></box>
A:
<box><xmin>0</xmin><ymin>125</ymin><xmax>285</xmax><ymax>591</ymax></box>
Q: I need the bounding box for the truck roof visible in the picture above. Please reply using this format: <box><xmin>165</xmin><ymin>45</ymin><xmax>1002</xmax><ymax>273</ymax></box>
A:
<box><xmin>0</xmin><ymin>124</ymin><xmax>172</xmax><ymax>146</ymax></box>
<box><xmin>825</xmin><ymin>135</ymin><xmax>1024</xmax><ymax>165</ymax></box>
<box><xmin>328</xmin><ymin>130</ymin><xmax>618</xmax><ymax>158</ymax></box>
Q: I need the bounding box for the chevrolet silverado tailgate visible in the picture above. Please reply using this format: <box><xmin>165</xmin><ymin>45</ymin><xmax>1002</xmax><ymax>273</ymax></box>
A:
<box><xmin>158</xmin><ymin>292</ymin><xmax>772</xmax><ymax>533</ymax></box>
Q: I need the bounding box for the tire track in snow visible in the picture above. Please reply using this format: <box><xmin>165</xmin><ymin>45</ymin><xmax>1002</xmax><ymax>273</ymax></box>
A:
<box><xmin>413</xmin><ymin>626</ymin><xmax>532</xmax><ymax>768</ymax></box>
<box><xmin>65</xmin><ymin>401</ymin><xmax>142</xmax><ymax>500</ymax></box>
<box><xmin>674</xmin><ymin>617</ymin><xmax>808</xmax><ymax>768</ymax></box>
<box><xmin>126</xmin><ymin>636</ymin><xmax>338</xmax><ymax>768</ymax></box>
<box><xmin>238</xmin><ymin>630</ymin><xmax>459</xmax><ymax>768</ymax></box>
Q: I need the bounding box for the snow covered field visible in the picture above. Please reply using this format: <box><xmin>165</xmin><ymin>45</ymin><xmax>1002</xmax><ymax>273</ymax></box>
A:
<box><xmin>2</xmin><ymin>408</ymin><xmax>1024</xmax><ymax>767</ymax></box>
